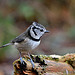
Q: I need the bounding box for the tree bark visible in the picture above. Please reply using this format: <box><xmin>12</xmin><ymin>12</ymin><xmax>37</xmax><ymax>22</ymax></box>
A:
<box><xmin>13</xmin><ymin>54</ymin><xmax>75</xmax><ymax>75</ymax></box>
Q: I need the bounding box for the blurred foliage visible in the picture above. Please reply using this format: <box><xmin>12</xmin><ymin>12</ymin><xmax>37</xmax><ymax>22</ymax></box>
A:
<box><xmin>18</xmin><ymin>3</ymin><xmax>35</xmax><ymax>20</ymax></box>
<box><xmin>0</xmin><ymin>0</ymin><xmax>75</xmax><ymax>60</ymax></box>
<box><xmin>0</xmin><ymin>14</ymin><xmax>18</xmax><ymax>58</ymax></box>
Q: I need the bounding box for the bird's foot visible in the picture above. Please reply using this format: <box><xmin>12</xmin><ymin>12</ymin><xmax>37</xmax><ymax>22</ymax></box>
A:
<box><xmin>20</xmin><ymin>57</ymin><xmax>25</xmax><ymax>65</ymax></box>
<box><xmin>28</xmin><ymin>53</ymin><xmax>34</xmax><ymax>68</ymax></box>
<box><xmin>19</xmin><ymin>52</ymin><xmax>25</xmax><ymax>65</ymax></box>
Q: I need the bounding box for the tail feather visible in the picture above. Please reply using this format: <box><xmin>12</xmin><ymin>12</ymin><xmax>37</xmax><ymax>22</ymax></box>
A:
<box><xmin>0</xmin><ymin>43</ymin><xmax>12</xmax><ymax>48</ymax></box>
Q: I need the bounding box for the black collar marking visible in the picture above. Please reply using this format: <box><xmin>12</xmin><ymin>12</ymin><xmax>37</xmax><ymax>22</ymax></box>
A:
<box><xmin>28</xmin><ymin>28</ymin><xmax>40</xmax><ymax>41</ymax></box>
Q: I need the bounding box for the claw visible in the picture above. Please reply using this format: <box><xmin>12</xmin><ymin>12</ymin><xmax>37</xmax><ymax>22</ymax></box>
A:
<box><xmin>19</xmin><ymin>51</ymin><xmax>25</xmax><ymax>64</ymax></box>
<box><xmin>19</xmin><ymin>51</ymin><xmax>35</xmax><ymax>68</ymax></box>
<box><xmin>28</xmin><ymin>53</ymin><xmax>35</xmax><ymax>68</ymax></box>
<box><xmin>20</xmin><ymin>57</ymin><xmax>25</xmax><ymax>64</ymax></box>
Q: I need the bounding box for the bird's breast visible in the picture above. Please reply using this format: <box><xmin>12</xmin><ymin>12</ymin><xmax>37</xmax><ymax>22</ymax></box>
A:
<box><xmin>14</xmin><ymin>38</ymin><xmax>40</xmax><ymax>51</ymax></box>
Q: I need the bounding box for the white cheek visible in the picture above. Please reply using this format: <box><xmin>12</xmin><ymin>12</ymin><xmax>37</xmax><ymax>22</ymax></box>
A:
<box><xmin>30</xmin><ymin>29</ymin><xmax>40</xmax><ymax>39</ymax></box>
<box><xmin>30</xmin><ymin>30</ymin><xmax>35</xmax><ymax>37</ymax></box>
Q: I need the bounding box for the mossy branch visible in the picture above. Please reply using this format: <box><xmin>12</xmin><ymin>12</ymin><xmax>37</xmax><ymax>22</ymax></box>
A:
<box><xmin>13</xmin><ymin>54</ymin><xmax>75</xmax><ymax>75</ymax></box>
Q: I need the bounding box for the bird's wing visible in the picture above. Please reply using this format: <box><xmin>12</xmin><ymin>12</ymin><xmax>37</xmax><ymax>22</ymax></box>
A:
<box><xmin>11</xmin><ymin>38</ymin><xmax>25</xmax><ymax>43</ymax></box>
<box><xmin>11</xmin><ymin>32</ymin><xmax>27</xmax><ymax>43</ymax></box>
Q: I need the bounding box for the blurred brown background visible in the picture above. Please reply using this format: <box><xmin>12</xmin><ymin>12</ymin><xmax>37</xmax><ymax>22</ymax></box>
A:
<box><xmin>0</xmin><ymin>0</ymin><xmax>75</xmax><ymax>75</ymax></box>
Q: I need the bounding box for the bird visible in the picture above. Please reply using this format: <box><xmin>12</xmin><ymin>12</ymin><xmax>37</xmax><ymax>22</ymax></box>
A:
<box><xmin>0</xmin><ymin>22</ymin><xmax>49</xmax><ymax>67</ymax></box>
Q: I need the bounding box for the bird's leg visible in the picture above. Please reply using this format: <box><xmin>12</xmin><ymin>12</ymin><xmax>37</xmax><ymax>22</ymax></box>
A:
<box><xmin>19</xmin><ymin>51</ymin><xmax>25</xmax><ymax>64</ymax></box>
<box><xmin>28</xmin><ymin>53</ymin><xmax>34</xmax><ymax>68</ymax></box>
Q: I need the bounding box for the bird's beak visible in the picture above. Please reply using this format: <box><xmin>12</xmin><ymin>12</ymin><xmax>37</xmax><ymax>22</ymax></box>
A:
<box><xmin>45</xmin><ymin>30</ymin><xmax>50</xmax><ymax>33</ymax></box>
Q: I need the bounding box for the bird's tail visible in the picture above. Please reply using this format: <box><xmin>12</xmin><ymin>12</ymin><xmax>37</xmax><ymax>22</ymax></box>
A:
<box><xmin>0</xmin><ymin>43</ymin><xmax>12</xmax><ymax>48</ymax></box>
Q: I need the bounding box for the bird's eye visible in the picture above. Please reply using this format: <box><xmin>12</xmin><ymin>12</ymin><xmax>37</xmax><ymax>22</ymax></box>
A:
<box><xmin>40</xmin><ymin>29</ymin><xmax>43</xmax><ymax>32</ymax></box>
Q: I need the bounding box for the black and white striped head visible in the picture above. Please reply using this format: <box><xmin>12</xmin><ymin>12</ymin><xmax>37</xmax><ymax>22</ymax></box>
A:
<box><xmin>29</xmin><ymin>22</ymin><xmax>49</xmax><ymax>40</ymax></box>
